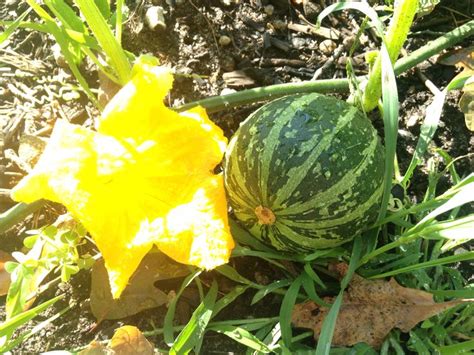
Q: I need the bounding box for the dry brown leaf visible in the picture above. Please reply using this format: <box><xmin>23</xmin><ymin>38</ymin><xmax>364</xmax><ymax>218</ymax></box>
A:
<box><xmin>0</xmin><ymin>250</ymin><xmax>14</xmax><ymax>296</ymax></box>
<box><xmin>292</xmin><ymin>263</ymin><xmax>468</xmax><ymax>348</ymax></box>
<box><xmin>78</xmin><ymin>340</ymin><xmax>107</xmax><ymax>355</ymax></box>
<box><xmin>79</xmin><ymin>326</ymin><xmax>153</xmax><ymax>355</ymax></box>
<box><xmin>108</xmin><ymin>325</ymin><xmax>154</xmax><ymax>354</ymax></box>
<box><xmin>90</xmin><ymin>251</ymin><xmax>189</xmax><ymax>321</ymax></box>
<box><xmin>459</xmin><ymin>80</ymin><xmax>474</xmax><ymax>131</ymax></box>
<box><xmin>437</xmin><ymin>47</ymin><xmax>474</xmax><ymax>130</ymax></box>
<box><xmin>18</xmin><ymin>135</ymin><xmax>47</xmax><ymax>169</ymax></box>
<box><xmin>438</xmin><ymin>47</ymin><xmax>474</xmax><ymax>69</ymax></box>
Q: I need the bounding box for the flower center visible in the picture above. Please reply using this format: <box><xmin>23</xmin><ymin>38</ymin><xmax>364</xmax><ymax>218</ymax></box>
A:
<box><xmin>254</xmin><ymin>205</ymin><xmax>276</xmax><ymax>225</ymax></box>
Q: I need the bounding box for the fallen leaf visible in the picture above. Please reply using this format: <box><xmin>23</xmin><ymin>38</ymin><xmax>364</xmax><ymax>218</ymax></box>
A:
<box><xmin>0</xmin><ymin>250</ymin><xmax>14</xmax><ymax>296</ymax></box>
<box><xmin>437</xmin><ymin>48</ymin><xmax>474</xmax><ymax>131</ymax></box>
<box><xmin>438</xmin><ymin>47</ymin><xmax>474</xmax><ymax>69</ymax></box>
<box><xmin>90</xmin><ymin>251</ymin><xmax>189</xmax><ymax>321</ymax></box>
<box><xmin>292</xmin><ymin>263</ymin><xmax>468</xmax><ymax>348</ymax></box>
<box><xmin>108</xmin><ymin>325</ymin><xmax>154</xmax><ymax>354</ymax></box>
<box><xmin>459</xmin><ymin>79</ymin><xmax>474</xmax><ymax>131</ymax></box>
<box><xmin>18</xmin><ymin>135</ymin><xmax>47</xmax><ymax>169</ymax></box>
<box><xmin>79</xmin><ymin>326</ymin><xmax>153</xmax><ymax>355</ymax></box>
<box><xmin>78</xmin><ymin>340</ymin><xmax>107</xmax><ymax>355</ymax></box>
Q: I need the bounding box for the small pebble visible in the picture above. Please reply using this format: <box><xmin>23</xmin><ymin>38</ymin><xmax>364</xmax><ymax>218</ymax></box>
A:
<box><xmin>218</xmin><ymin>35</ymin><xmax>232</xmax><ymax>46</ymax></box>
<box><xmin>220</xmin><ymin>56</ymin><xmax>235</xmax><ymax>72</ymax></box>
<box><xmin>319</xmin><ymin>39</ymin><xmax>337</xmax><ymax>55</ymax></box>
<box><xmin>221</xmin><ymin>88</ymin><xmax>237</xmax><ymax>96</ymax></box>
<box><xmin>264</xmin><ymin>5</ymin><xmax>274</xmax><ymax>16</ymax></box>
<box><xmin>62</xmin><ymin>91</ymin><xmax>81</xmax><ymax>101</ymax></box>
<box><xmin>51</xmin><ymin>43</ymin><xmax>67</xmax><ymax>69</ymax></box>
<box><xmin>291</xmin><ymin>37</ymin><xmax>307</xmax><ymax>49</ymax></box>
<box><xmin>221</xmin><ymin>0</ymin><xmax>238</xmax><ymax>6</ymax></box>
<box><xmin>272</xmin><ymin>20</ymin><xmax>287</xmax><ymax>31</ymax></box>
<box><xmin>145</xmin><ymin>6</ymin><xmax>166</xmax><ymax>31</ymax></box>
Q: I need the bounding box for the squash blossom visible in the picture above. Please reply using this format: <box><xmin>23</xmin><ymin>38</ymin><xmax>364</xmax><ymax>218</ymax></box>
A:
<box><xmin>11</xmin><ymin>63</ymin><xmax>235</xmax><ymax>298</ymax></box>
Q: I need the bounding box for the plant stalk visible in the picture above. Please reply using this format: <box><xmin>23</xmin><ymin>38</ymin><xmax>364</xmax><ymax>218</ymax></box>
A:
<box><xmin>0</xmin><ymin>200</ymin><xmax>45</xmax><ymax>233</ymax></box>
<box><xmin>362</xmin><ymin>0</ymin><xmax>419</xmax><ymax>112</ymax></box>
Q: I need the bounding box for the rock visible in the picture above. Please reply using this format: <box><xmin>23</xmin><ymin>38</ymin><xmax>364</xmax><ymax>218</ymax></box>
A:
<box><xmin>303</xmin><ymin>0</ymin><xmax>321</xmax><ymax>22</ymax></box>
<box><xmin>221</xmin><ymin>88</ymin><xmax>237</xmax><ymax>96</ymax></box>
<box><xmin>272</xmin><ymin>20</ymin><xmax>287</xmax><ymax>31</ymax></box>
<box><xmin>220</xmin><ymin>56</ymin><xmax>235</xmax><ymax>72</ymax></box>
<box><xmin>218</xmin><ymin>35</ymin><xmax>232</xmax><ymax>46</ymax></box>
<box><xmin>145</xmin><ymin>6</ymin><xmax>166</xmax><ymax>31</ymax></box>
<box><xmin>319</xmin><ymin>39</ymin><xmax>337</xmax><ymax>55</ymax></box>
<box><xmin>264</xmin><ymin>5</ymin><xmax>274</xmax><ymax>16</ymax></box>
<box><xmin>291</xmin><ymin>37</ymin><xmax>307</xmax><ymax>50</ymax></box>
<box><xmin>221</xmin><ymin>0</ymin><xmax>239</xmax><ymax>5</ymax></box>
<box><xmin>51</xmin><ymin>43</ymin><xmax>67</xmax><ymax>69</ymax></box>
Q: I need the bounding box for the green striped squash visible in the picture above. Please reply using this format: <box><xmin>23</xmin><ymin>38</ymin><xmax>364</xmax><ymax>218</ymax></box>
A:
<box><xmin>224</xmin><ymin>93</ymin><xmax>385</xmax><ymax>252</ymax></box>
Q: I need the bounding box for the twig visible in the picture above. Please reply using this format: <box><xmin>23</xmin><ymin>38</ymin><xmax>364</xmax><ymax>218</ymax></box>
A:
<box><xmin>311</xmin><ymin>43</ymin><xmax>345</xmax><ymax>81</ymax></box>
<box><xmin>0</xmin><ymin>188</ymin><xmax>11</xmax><ymax>201</ymax></box>
<box><xmin>415</xmin><ymin>68</ymin><xmax>442</xmax><ymax>96</ymax></box>
<box><xmin>287</xmin><ymin>22</ymin><xmax>340</xmax><ymax>40</ymax></box>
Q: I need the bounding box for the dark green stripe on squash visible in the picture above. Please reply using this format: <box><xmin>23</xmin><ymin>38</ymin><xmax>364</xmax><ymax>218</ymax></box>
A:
<box><xmin>224</xmin><ymin>93</ymin><xmax>385</xmax><ymax>252</ymax></box>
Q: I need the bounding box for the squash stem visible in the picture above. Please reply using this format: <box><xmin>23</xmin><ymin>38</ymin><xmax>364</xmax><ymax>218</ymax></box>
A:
<box><xmin>362</xmin><ymin>0</ymin><xmax>419</xmax><ymax>112</ymax></box>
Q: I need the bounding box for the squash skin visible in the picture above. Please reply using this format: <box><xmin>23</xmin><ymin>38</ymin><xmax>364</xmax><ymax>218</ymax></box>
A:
<box><xmin>224</xmin><ymin>94</ymin><xmax>385</xmax><ymax>252</ymax></box>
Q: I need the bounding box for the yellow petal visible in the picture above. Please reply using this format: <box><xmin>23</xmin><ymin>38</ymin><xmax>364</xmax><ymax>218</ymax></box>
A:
<box><xmin>11</xmin><ymin>63</ymin><xmax>234</xmax><ymax>298</ymax></box>
<box><xmin>155</xmin><ymin>174</ymin><xmax>234</xmax><ymax>269</ymax></box>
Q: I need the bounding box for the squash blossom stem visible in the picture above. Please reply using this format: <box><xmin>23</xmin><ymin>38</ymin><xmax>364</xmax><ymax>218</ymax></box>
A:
<box><xmin>362</xmin><ymin>0</ymin><xmax>419</xmax><ymax>112</ymax></box>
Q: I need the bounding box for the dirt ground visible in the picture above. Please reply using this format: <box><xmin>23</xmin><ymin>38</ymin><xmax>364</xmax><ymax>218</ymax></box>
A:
<box><xmin>0</xmin><ymin>0</ymin><xmax>473</xmax><ymax>353</ymax></box>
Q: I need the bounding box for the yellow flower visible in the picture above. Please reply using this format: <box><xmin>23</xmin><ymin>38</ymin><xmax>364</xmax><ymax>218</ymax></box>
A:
<box><xmin>11</xmin><ymin>64</ymin><xmax>234</xmax><ymax>298</ymax></box>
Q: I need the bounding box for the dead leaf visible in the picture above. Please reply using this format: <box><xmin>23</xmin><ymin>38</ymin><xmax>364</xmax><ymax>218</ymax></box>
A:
<box><xmin>292</xmin><ymin>263</ymin><xmax>469</xmax><ymax>348</ymax></box>
<box><xmin>18</xmin><ymin>135</ymin><xmax>47</xmax><ymax>169</ymax></box>
<box><xmin>90</xmin><ymin>251</ymin><xmax>190</xmax><ymax>321</ymax></box>
<box><xmin>438</xmin><ymin>47</ymin><xmax>474</xmax><ymax>69</ymax></box>
<box><xmin>0</xmin><ymin>250</ymin><xmax>14</xmax><ymax>296</ymax></box>
<box><xmin>79</xmin><ymin>326</ymin><xmax>153</xmax><ymax>355</ymax></box>
<box><xmin>459</xmin><ymin>80</ymin><xmax>474</xmax><ymax>131</ymax></box>
<box><xmin>108</xmin><ymin>325</ymin><xmax>154</xmax><ymax>354</ymax></box>
<box><xmin>78</xmin><ymin>340</ymin><xmax>107</xmax><ymax>355</ymax></box>
<box><xmin>437</xmin><ymin>48</ymin><xmax>474</xmax><ymax>131</ymax></box>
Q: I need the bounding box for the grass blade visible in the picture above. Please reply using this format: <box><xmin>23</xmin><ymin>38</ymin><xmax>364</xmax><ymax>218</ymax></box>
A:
<box><xmin>279</xmin><ymin>275</ymin><xmax>302</xmax><ymax>348</ymax></box>
<box><xmin>0</xmin><ymin>294</ymin><xmax>63</xmax><ymax>344</ymax></box>
<box><xmin>301</xmin><ymin>272</ymin><xmax>330</xmax><ymax>307</ymax></box>
<box><xmin>377</xmin><ymin>43</ymin><xmax>399</xmax><ymax>221</ymax></box>
<box><xmin>429</xmin><ymin>288</ymin><xmax>474</xmax><ymax>299</ymax></box>
<box><xmin>436</xmin><ymin>339</ymin><xmax>474</xmax><ymax>354</ymax></box>
<box><xmin>170</xmin><ymin>281</ymin><xmax>218</xmax><ymax>354</ymax></box>
<box><xmin>0</xmin><ymin>8</ymin><xmax>32</xmax><ymax>46</ymax></box>
<box><xmin>209</xmin><ymin>325</ymin><xmax>272</xmax><ymax>353</ymax></box>
<box><xmin>0</xmin><ymin>201</ymin><xmax>45</xmax><ymax>233</ymax></box>
<box><xmin>216</xmin><ymin>264</ymin><xmax>259</xmax><ymax>287</ymax></box>
<box><xmin>212</xmin><ymin>285</ymin><xmax>249</xmax><ymax>317</ymax></box>
<box><xmin>163</xmin><ymin>270</ymin><xmax>201</xmax><ymax>346</ymax></box>
<box><xmin>74</xmin><ymin>0</ymin><xmax>131</xmax><ymax>84</ymax></box>
<box><xmin>251</xmin><ymin>279</ymin><xmax>291</xmax><ymax>305</ymax></box>
<box><xmin>402</xmin><ymin>90</ymin><xmax>447</xmax><ymax>186</ymax></box>
<box><xmin>370</xmin><ymin>251</ymin><xmax>474</xmax><ymax>279</ymax></box>
<box><xmin>315</xmin><ymin>236</ymin><xmax>363</xmax><ymax>355</ymax></box>
<box><xmin>44</xmin><ymin>0</ymin><xmax>86</xmax><ymax>32</ymax></box>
